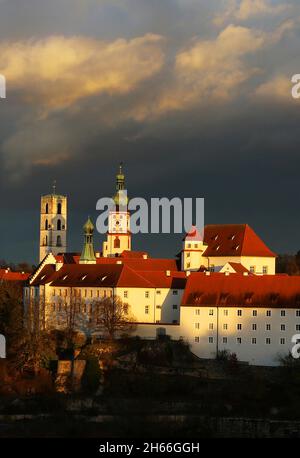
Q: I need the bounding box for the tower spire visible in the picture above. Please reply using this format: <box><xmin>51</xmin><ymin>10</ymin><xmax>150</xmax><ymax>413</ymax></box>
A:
<box><xmin>52</xmin><ymin>180</ymin><xmax>56</xmax><ymax>195</ymax></box>
<box><xmin>80</xmin><ymin>217</ymin><xmax>96</xmax><ymax>264</ymax></box>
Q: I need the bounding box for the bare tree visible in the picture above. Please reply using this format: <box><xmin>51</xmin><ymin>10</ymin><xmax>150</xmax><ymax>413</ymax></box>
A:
<box><xmin>94</xmin><ymin>295</ymin><xmax>136</xmax><ymax>340</ymax></box>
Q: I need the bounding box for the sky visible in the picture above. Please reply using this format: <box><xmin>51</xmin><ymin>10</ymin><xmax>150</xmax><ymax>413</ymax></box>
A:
<box><xmin>0</xmin><ymin>0</ymin><xmax>300</xmax><ymax>264</ymax></box>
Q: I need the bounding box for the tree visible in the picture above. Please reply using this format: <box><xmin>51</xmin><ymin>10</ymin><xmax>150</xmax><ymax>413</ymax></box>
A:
<box><xmin>94</xmin><ymin>296</ymin><xmax>136</xmax><ymax>340</ymax></box>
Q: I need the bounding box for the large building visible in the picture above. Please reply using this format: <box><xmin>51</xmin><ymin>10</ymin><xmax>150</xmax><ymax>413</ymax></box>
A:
<box><xmin>24</xmin><ymin>165</ymin><xmax>300</xmax><ymax>366</ymax></box>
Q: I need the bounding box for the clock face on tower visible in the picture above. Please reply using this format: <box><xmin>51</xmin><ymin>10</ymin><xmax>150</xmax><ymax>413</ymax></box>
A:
<box><xmin>110</xmin><ymin>212</ymin><xmax>128</xmax><ymax>233</ymax></box>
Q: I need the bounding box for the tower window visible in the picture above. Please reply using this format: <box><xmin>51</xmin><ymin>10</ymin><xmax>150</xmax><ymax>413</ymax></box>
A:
<box><xmin>57</xmin><ymin>235</ymin><xmax>62</xmax><ymax>247</ymax></box>
<box><xmin>114</xmin><ymin>237</ymin><xmax>120</xmax><ymax>248</ymax></box>
<box><xmin>45</xmin><ymin>219</ymin><xmax>48</xmax><ymax>230</ymax></box>
<box><xmin>57</xmin><ymin>219</ymin><xmax>62</xmax><ymax>231</ymax></box>
<box><xmin>45</xmin><ymin>203</ymin><xmax>49</xmax><ymax>214</ymax></box>
<box><xmin>57</xmin><ymin>203</ymin><xmax>62</xmax><ymax>214</ymax></box>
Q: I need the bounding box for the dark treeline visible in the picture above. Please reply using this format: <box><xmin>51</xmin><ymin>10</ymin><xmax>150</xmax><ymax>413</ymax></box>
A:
<box><xmin>0</xmin><ymin>260</ymin><xmax>35</xmax><ymax>273</ymax></box>
<box><xmin>276</xmin><ymin>251</ymin><xmax>300</xmax><ymax>275</ymax></box>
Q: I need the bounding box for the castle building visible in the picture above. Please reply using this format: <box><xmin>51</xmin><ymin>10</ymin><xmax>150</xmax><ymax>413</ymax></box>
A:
<box><xmin>39</xmin><ymin>183</ymin><xmax>67</xmax><ymax>262</ymax></box>
<box><xmin>24</xmin><ymin>165</ymin><xmax>300</xmax><ymax>366</ymax></box>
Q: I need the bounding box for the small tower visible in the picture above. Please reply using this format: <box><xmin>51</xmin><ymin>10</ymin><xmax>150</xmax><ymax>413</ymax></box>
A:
<box><xmin>80</xmin><ymin>217</ymin><xmax>96</xmax><ymax>264</ymax></box>
<box><xmin>39</xmin><ymin>182</ymin><xmax>67</xmax><ymax>262</ymax></box>
<box><xmin>181</xmin><ymin>226</ymin><xmax>208</xmax><ymax>271</ymax></box>
<box><xmin>103</xmin><ymin>163</ymin><xmax>131</xmax><ymax>257</ymax></box>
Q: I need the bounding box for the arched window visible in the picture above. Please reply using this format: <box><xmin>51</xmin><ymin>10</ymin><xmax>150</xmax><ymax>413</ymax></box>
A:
<box><xmin>45</xmin><ymin>219</ymin><xmax>48</xmax><ymax>230</ymax></box>
<box><xmin>57</xmin><ymin>219</ymin><xmax>61</xmax><ymax>231</ymax></box>
<box><xmin>57</xmin><ymin>203</ymin><xmax>62</xmax><ymax>215</ymax></box>
<box><xmin>114</xmin><ymin>237</ymin><xmax>120</xmax><ymax>249</ymax></box>
<box><xmin>45</xmin><ymin>203</ymin><xmax>49</xmax><ymax>214</ymax></box>
<box><xmin>57</xmin><ymin>235</ymin><xmax>62</xmax><ymax>247</ymax></box>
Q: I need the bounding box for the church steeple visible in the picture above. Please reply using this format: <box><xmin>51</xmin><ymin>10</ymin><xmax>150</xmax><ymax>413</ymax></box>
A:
<box><xmin>80</xmin><ymin>217</ymin><xmax>96</xmax><ymax>264</ymax></box>
<box><xmin>113</xmin><ymin>162</ymin><xmax>128</xmax><ymax>208</ymax></box>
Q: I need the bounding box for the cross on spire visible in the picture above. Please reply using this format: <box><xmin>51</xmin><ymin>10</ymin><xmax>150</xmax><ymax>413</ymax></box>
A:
<box><xmin>52</xmin><ymin>180</ymin><xmax>57</xmax><ymax>195</ymax></box>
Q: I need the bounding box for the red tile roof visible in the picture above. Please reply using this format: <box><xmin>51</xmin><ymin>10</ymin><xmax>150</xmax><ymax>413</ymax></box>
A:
<box><xmin>182</xmin><ymin>272</ymin><xmax>300</xmax><ymax>308</ymax></box>
<box><xmin>31</xmin><ymin>263</ymin><xmax>186</xmax><ymax>289</ymax></box>
<box><xmin>226</xmin><ymin>262</ymin><xmax>250</xmax><ymax>274</ymax></box>
<box><xmin>202</xmin><ymin>224</ymin><xmax>276</xmax><ymax>258</ymax></box>
<box><xmin>0</xmin><ymin>269</ymin><xmax>30</xmax><ymax>282</ymax></box>
<box><xmin>121</xmin><ymin>250</ymin><xmax>149</xmax><ymax>259</ymax></box>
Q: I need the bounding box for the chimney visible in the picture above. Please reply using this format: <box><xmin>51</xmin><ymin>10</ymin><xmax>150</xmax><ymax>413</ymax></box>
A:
<box><xmin>243</xmin><ymin>272</ymin><xmax>249</xmax><ymax>276</ymax></box>
<box><xmin>205</xmin><ymin>271</ymin><xmax>211</xmax><ymax>276</ymax></box>
<box><xmin>143</xmin><ymin>254</ymin><xmax>148</xmax><ymax>259</ymax></box>
<box><xmin>116</xmin><ymin>260</ymin><xmax>123</xmax><ymax>265</ymax></box>
<box><xmin>186</xmin><ymin>271</ymin><xmax>191</xmax><ymax>277</ymax></box>
<box><xmin>166</xmin><ymin>270</ymin><xmax>171</xmax><ymax>277</ymax></box>
<box><xmin>225</xmin><ymin>271</ymin><xmax>230</xmax><ymax>276</ymax></box>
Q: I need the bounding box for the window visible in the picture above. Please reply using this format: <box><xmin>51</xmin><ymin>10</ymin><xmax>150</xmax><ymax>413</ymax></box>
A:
<box><xmin>195</xmin><ymin>309</ymin><xmax>200</xmax><ymax>315</ymax></box>
<box><xmin>252</xmin><ymin>324</ymin><xmax>257</xmax><ymax>331</ymax></box>
<box><xmin>194</xmin><ymin>337</ymin><xmax>200</xmax><ymax>343</ymax></box>
<box><xmin>57</xmin><ymin>219</ymin><xmax>62</xmax><ymax>231</ymax></box>
<box><xmin>280</xmin><ymin>338</ymin><xmax>285</xmax><ymax>345</ymax></box>
<box><xmin>281</xmin><ymin>324</ymin><xmax>286</xmax><ymax>331</ymax></box>
<box><xmin>252</xmin><ymin>338</ymin><xmax>257</xmax><ymax>345</ymax></box>
<box><xmin>253</xmin><ymin>310</ymin><xmax>257</xmax><ymax>317</ymax></box>
<box><xmin>296</xmin><ymin>325</ymin><xmax>300</xmax><ymax>331</ymax></box>
<box><xmin>57</xmin><ymin>203</ymin><xmax>62</xmax><ymax>214</ymax></box>
<box><xmin>45</xmin><ymin>203</ymin><xmax>49</xmax><ymax>214</ymax></box>
<box><xmin>237</xmin><ymin>337</ymin><xmax>242</xmax><ymax>344</ymax></box>
<box><xmin>209</xmin><ymin>323</ymin><xmax>214</xmax><ymax>330</ymax></box>
<box><xmin>114</xmin><ymin>237</ymin><xmax>120</xmax><ymax>248</ymax></box>
<box><xmin>266</xmin><ymin>338</ymin><xmax>271</xmax><ymax>345</ymax></box>
<box><xmin>187</xmin><ymin>262</ymin><xmax>191</xmax><ymax>269</ymax></box>
<box><xmin>187</xmin><ymin>243</ymin><xmax>191</xmax><ymax>248</ymax></box>
<box><xmin>195</xmin><ymin>323</ymin><xmax>200</xmax><ymax>329</ymax></box>
<box><xmin>237</xmin><ymin>309</ymin><xmax>242</xmax><ymax>316</ymax></box>
<box><xmin>266</xmin><ymin>310</ymin><xmax>271</xmax><ymax>317</ymax></box>
<box><xmin>173</xmin><ymin>290</ymin><xmax>178</xmax><ymax>295</ymax></box>
<box><xmin>156</xmin><ymin>305</ymin><xmax>162</xmax><ymax>309</ymax></box>
<box><xmin>156</xmin><ymin>290</ymin><xmax>161</xmax><ymax>295</ymax></box>
<box><xmin>195</xmin><ymin>244</ymin><xmax>198</xmax><ymax>248</ymax></box>
<box><xmin>56</xmin><ymin>235</ymin><xmax>62</xmax><ymax>247</ymax></box>
<box><xmin>266</xmin><ymin>324</ymin><xmax>271</xmax><ymax>331</ymax></box>
<box><xmin>281</xmin><ymin>310</ymin><xmax>286</xmax><ymax>317</ymax></box>
<box><xmin>296</xmin><ymin>310</ymin><xmax>300</xmax><ymax>317</ymax></box>
<box><xmin>124</xmin><ymin>291</ymin><xmax>128</xmax><ymax>298</ymax></box>
<box><xmin>145</xmin><ymin>306</ymin><xmax>149</xmax><ymax>314</ymax></box>
<box><xmin>250</xmin><ymin>266</ymin><xmax>255</xmax><ymax>274</ymax></box>
<box><xmin>145</xmin><ymin>291</ymin><xmax>149</xmax><ymax>298</ymax></box>
<box><xmin>187</xmin><ymin>253</ymin><xmax>190</xmax><ymax>258</ymax></box>
<box><xmin>237</xmin><ymin>323</ymin><xmax>242</xmax><ymax>331</ymax></box>
<box><xmin>262</xmin><ymin>266</ymin><xmax>268</xmax><ymax>274</ymax></box>
<box><xmin>172</xmin><ymin>304</ymin><xmax>178</xmax><ymax>310</ymax></box>
<box><xmin>209</xmin><ymin>309</ymin><xmax>214</xmax><ymax>316</ymax></box>
<box><xmin>223</xmin><ymin>324</ymin><xmax>228</xmax><ymax>330</ymax></box>
<box><xmin>223</xmin><ymin>337</ymin><xmax>228</xmax><ymax>344</ymax></box>
<box><xmin>224</xmin><ymin>310</ymin><xmax>228</xmax><ymax>316</ymax></box>
<box><xmin>208</xmin><ymin>337</ymin><xmax>214</xmax><ymax>344</ymax></box>
<box><xmin>45</xmin><ymin>219</ymin><xmax>48</xmax><ymax>230</ymax></box>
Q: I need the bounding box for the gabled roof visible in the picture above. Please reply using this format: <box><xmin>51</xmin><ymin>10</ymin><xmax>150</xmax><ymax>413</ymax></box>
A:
<box><xmin>30</xmin><ymin>263</ymin><xmax>186</xmax><ymax>289</ymax></box>
<box><xmin>182</xmin><ymin>272</ymin><xmax>300</xmax><ymax>308</ymax></box>
<box><xmin>203</xmin><ymin>224</ymin><xmax>276</xmax><ymax>258</ymax></box>
<box><xmin>224</xmin><ymin>262</ymin><xmax>250</xmax><ymax>274</ymax></box>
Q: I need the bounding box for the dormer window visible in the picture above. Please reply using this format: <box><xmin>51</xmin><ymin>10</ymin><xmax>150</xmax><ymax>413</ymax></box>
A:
<box><xmin>62</xmin><ymin>275</ymin><xmax>68</xmax><ymax>281</ymax></box>
<box><xmin>81</xmin><ymin>275</ymin><xmax>87</xmax><ymax>281</ymax></box>
<box><xmin>100</xmin><ymin>275</ymin><xmax>108</xmax><ymax>282</ymax></box>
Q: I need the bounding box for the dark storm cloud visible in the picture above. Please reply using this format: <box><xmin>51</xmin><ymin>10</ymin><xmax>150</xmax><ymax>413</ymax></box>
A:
<box><xmin>0</xmin><ymin>0</ymin><xmax>300</xmax><ymax>263</ymax></box>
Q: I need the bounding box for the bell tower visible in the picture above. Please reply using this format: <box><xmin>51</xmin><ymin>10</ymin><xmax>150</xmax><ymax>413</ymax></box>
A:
<box><xmin>39</xmin><ymin>181</ymin><xmax>67</xmax><ymax>262</ymax></box>
<box><xmin>103</xmin><ymin>163</ymin><xmax>131</xmax><ymax>257</ymax></box>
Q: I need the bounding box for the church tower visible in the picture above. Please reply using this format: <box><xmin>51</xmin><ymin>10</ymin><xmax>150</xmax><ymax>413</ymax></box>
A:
<box><xmin>80</xmin><ymin>217</ymin><xmax>96</xmax><ymax>264</ymax></box>
<box><xmin>102</xmin><ymin>163</ymin><xmax>131</xmax><ymax>257</ymax></box>
<box><xmin>39</xmin><ymin>182</ymin><xmax>67</xmax><ymax>262</ymax></box>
